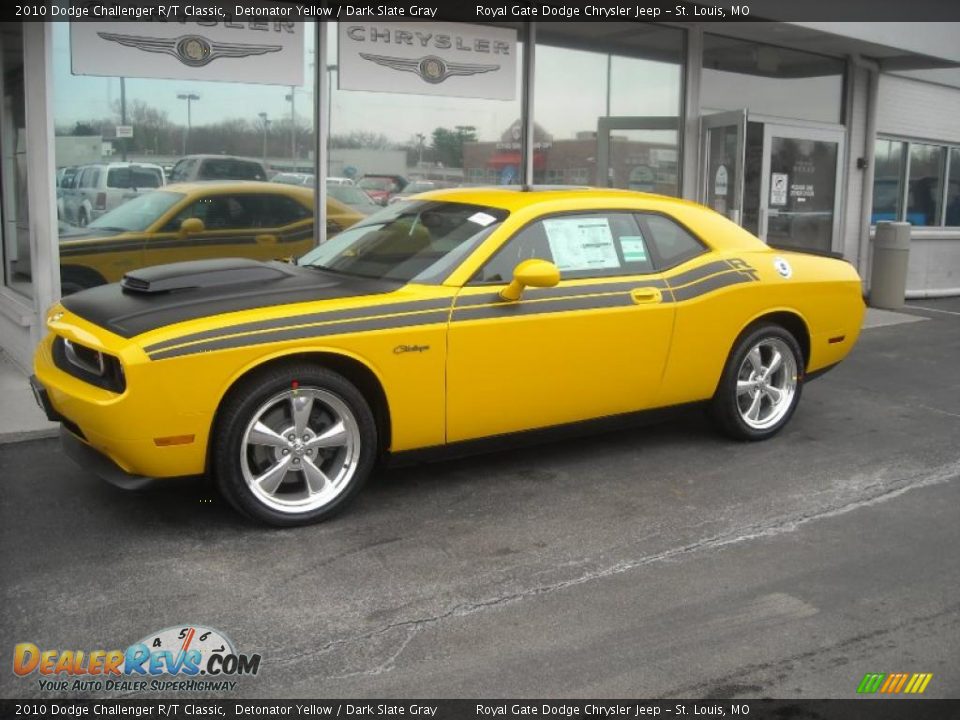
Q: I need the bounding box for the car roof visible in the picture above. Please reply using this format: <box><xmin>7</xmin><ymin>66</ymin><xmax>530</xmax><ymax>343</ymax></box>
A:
<box><xmin>163</xmin><ymin>180</ymin><xmax>313</xmax><ymax>198</ymax></box>
<box><xmin>411</xmin><ymin>186</ymin><xmax>707</xmax><ymax>213</ymax></box>
<box><xmin>178</xmin><ymin>154</ymin><xmax>265</xmax><ymax>164</ymax></box>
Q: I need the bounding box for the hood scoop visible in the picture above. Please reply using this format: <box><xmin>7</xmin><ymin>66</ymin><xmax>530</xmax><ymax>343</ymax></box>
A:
<box><xmin>122</xmin><ymin>258</ymin><xmax>295</xmax><ymax>294</ymax></box>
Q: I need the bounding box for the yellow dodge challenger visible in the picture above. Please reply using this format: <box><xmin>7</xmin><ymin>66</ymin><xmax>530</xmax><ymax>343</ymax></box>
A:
<box><xmin>32</xmin><ymin>188</ymin><xmax>865</xmax><ymax>526</ymax></box>
<box><xmin>58</xmin><ymin>181</ymin><xmax>363</xmax><ymax>293</ymax></box>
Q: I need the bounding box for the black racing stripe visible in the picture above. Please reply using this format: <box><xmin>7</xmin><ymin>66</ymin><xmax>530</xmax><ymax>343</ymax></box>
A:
<box><xmin>453</xmin><ymin>292</ymin><xmax>635</xmax><ymax>322</ymax></box>
<box><xmin>664</xmin><ymin>260</ymin><xmax>735</xmax><ymax>288</ymax></box>
<box><xmin>60</xmin><ymin>242</ymin><xmax>139</xmax><ymax>257</ymax></box>
<box><xmin>143</xmin><ymin>298</ymin><xmax>454</xmax><ymax>353</ymax></box>
<box><xmin>456</xmin><ymin>277</ymin><xmax>669</xmax><ymax>308</ymax></box>
<box><xmin>148</xmin><ymin>309</ymin><xmax>451</xmax><ymax>361</ymax></box>
<box><xmin>670</xmin><ymin>271</ymin><xmax>751</xmax><ymax>301</ymax></box>
<box><xmin>59</xmin><ymin>229</ymin><xmax>313</xmax><ymax>257</ymax></box>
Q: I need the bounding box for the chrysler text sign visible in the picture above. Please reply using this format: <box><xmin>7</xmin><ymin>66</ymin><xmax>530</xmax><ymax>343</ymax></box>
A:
<box><xmin>338</xmin><ymin>22</ymin><xmax>517</xmax><ymax>100</ymax></box>
<box><xmin>70</xmin><ymin>19</ymin><xmax>304</xmax><ymax>86</ymax></box>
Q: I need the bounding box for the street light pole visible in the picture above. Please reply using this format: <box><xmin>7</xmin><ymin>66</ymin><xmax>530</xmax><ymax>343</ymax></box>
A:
<box><xmin>326</xmin><ymin>65</ymin><xmax>337</xmax><ymax>137</ymax></box>
<box><xmin>176</xmin><ymin>93</ymin><xmax>199</xmax><ymax>155</ymax></box>
<box><xmin>286</xmin><ymin>87</ymin><xmax>296</xmax><ymax>163</ymax></box>
<box><xmin>258</xmin><ymin>112</ymin><xmax>271</xmax><ymax>168</ymax></box>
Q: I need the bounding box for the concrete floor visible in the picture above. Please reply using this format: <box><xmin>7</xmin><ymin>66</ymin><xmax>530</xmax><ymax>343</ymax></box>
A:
<box><xmin>1</xmin><ymin>300</ymin><xmax>958</xmax><ymax>700</ymax></box>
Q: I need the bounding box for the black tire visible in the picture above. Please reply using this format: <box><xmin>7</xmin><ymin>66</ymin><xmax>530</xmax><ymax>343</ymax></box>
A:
<box><xmin>711</xmin><ymin>323</ymin><xmax>804</xmax><ymax>441</ymax></box>
<box><xmin>60</xmin><ymin>266</ymin><xmax>107</xmax><ymax>296</ymax></box>
<box><xmin>214</xmin><ymin>363</ymin><xmax>377</xmax><ymax>527</ymax></box>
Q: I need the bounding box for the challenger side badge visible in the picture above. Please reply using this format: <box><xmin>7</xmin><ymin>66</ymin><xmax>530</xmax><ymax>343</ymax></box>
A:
<box><xmin>774</xmin><ymin>257</ymin><xmax>793</xmax><ymax>279</ymax></box>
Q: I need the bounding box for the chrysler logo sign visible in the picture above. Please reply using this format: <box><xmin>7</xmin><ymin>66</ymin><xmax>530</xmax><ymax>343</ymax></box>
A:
<box><xmin>359</xmin><ymin>53</ymin><xmax>500</xmax><ymax>84</ymax></box>
<box><xmin>339</xmin><ymin>22</ymin><xmax>517</xmax><ymax>100</ymax></box>
<box><xmin>96</xmin><ymin>32</ymin><xmax>282</xmax><ymax>67</ymax></box>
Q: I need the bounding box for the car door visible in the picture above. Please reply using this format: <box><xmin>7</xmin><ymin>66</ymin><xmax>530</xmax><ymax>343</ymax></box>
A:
<box><xmin>445</xmin><ymin>211</ymin><xmax>676</xmax><ymax>443</ymax></box>
<box><xmin>142</xmin><ymin>192</ymin><xmax>312</xmax><ymax>269</ymax></box>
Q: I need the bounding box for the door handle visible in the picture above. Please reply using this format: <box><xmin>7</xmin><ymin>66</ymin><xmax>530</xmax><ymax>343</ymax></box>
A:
<box><xmin>631</xmin><ymin>287</ymin><xmax>662</xmax><ymax>304</ymax></box>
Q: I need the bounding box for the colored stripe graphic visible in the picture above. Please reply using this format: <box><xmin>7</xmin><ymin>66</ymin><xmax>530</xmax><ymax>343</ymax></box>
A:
<box><xmin>857</xmin><ymin>672</ymin><xmax>932</xmax><ymax>694</ymax></box>
<box><xmin>857</xmin><ymin>673</ymin><xmax>885</xmax><ymax>693</ymax></box>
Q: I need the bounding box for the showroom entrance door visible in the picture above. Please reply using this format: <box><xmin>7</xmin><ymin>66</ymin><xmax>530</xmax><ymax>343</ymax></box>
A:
<box><xmin>758</xmin><ymin>122</ymin><xmax>845</xmax><ymax>253</ymax></box>
<box><xmin>699</xmin><ymin>113</ymin><xmax>845</xmax><ymax>254</ymax></box>
<box><xmin>700</xmin><ymin>110</ymin><xmax>747</xmax><ymax>225</ymax></box>
<box><xmin>596</xmin><ymin>116</ymin><xmax>681</xmax><ymax>196</ymax></box>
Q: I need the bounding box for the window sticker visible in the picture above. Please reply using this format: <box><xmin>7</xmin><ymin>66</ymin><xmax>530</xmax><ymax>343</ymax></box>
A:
<box><xmin>468</xmin><ymin>211</ymin><xmax>497</xmax><ymax>227</ymax></box>
<box><xmin>542</xmin><ymin>217</ymin><xmax>621</xmax><ymax>272</ymax></box>
<box><xmin>619</xmin><ymin>235</ymin><xmax>648</xmax><ymax>263</ymax></box>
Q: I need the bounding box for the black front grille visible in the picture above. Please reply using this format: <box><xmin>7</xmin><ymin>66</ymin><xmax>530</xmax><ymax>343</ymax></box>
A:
<box><xmin>52</xmin><ymin>337</ymin><xmax>126</xmax><ymax>393</ymax></box>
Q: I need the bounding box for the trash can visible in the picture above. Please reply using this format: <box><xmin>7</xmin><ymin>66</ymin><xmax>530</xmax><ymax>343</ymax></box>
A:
<box><xmin>869</xmin><ymin>222</ymin><xmax>911</xmax><ymax>310</ymax></box>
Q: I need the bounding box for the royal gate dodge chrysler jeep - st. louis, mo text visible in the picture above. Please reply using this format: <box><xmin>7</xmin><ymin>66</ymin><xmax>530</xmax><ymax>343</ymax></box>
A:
<box><xmin>31</xmin><ymin>187</ymin><xmax>865</xmax><ymax>526</ymax></box>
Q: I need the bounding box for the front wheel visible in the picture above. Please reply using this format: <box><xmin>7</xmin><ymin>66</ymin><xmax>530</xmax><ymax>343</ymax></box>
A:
<box><xmin>214</xmin><ymin>364</ymin><xmax>377</xmax><ymax>526</ymax></box>
<box><xmin>711</xmin><ymin>324</ymin><xmax>803</xmax><ymax>441</ymax></box>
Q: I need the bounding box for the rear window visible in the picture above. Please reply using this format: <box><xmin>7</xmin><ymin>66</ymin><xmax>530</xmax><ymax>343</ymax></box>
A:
<box><xmin>106</xmin><ymin>167</ymin><xmax>162</xmax><ymax>190</ymax></box>
<box><xmin>199</xmin><ymin>159</ymin><xmax>267</xmax><ymax>181</ymax></box>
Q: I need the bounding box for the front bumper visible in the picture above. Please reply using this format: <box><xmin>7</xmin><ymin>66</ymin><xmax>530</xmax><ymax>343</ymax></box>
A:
<box><xmin>29</xmin><ymin>374</ymin><xmax>62</xmax><ymax>423</ymax></box>
<box><xmin>60</xmin><ymin>425</ymin><xmax>156</xmax><ymax>490</ymax></box>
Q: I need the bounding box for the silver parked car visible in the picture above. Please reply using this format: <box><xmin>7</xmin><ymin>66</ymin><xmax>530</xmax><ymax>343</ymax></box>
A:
<box><xmin>61</xmin><ymin>162</ymin><xmax>166</xmax><ymax>227</ymax></box>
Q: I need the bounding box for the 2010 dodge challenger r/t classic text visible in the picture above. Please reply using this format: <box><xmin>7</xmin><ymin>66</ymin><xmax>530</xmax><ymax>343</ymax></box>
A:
<box><xmin>31</xmin><ymin>188</ymin><xmax>865</xmax><ymax>526</ymax></box>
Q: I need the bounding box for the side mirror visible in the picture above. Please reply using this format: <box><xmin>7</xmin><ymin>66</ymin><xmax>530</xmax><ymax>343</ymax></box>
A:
<box><xmin>499</xmin><ymin>259</ymin><xmax>560</xmax><ymax>302</ymax></box>
<box><xmin>179</xmin><ymin>217</ymin><xmax>204</xmax><ymax>236</ymax></box>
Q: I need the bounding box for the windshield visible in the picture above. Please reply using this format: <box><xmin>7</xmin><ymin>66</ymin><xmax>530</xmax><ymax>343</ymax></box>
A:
<box><xmin>328</xmin><ymin>184</ymin><xmax>377</xmax><ymax>206</ymax></box>
<box><xmin>87</xmin><ymin>190</ymin><xmax>185</xmax><ymax>232</ymax></box>
<box><xmin>298</xmin><ymin>200</ymin><xmax>508</xmax><ymax>283</ymax></box>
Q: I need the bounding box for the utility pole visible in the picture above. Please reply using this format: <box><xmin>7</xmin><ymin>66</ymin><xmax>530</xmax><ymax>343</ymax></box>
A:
<box><xmin>176</xmin><ymin>93</ymin><xmax>199</xmax><ymax>156</ymax></box>
<box><xmin>286</xmin><ymin>87</ymin><xmax>296</xmax><ymax>163</ymax></box>
<box><xmin>120</xmin><ymin>77</ymin><xmax>127</xmax><ymax>161</ymax></box>
<box><xmin>258</xmin><ymin>112</ymin><xmax>271</xmax><ymax>168</ymax></box>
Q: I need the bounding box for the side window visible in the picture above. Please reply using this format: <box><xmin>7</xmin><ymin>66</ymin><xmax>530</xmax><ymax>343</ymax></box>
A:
<box><xmin>78</xmin><ymin>168</ymin><xmax>93</xmax><ymax>188</ymax></box>
<box><xmin>258</xmin><ymin>195</ymin><xmax>311</xmax><ymax>226</ymax></box>
<box><xmin>90</xmin><ymin>169</ymin><xmax>101</xmax><ymax>188</ymax></box>
<box><xmin>165</xmin><ymin>194</ymin><xmax>250</xmax><ymax>231</ymax></box>
<box><xmin>640</xmin><ymin>214</ymin><xmax>706</xmax><ymax>269</ymax></box>
<box><xmin>475</xmin><ymin>212</ymin><xmax>655</xmax><ymax>283</ymax></box>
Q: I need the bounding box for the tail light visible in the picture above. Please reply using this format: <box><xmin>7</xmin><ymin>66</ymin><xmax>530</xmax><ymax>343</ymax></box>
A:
<box><xmin>95</xmin><ymin>192</ymin><xmax>107</xmax><ymax>210</ymax></box>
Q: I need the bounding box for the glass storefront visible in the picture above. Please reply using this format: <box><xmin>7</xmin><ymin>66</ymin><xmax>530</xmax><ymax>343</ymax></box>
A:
<box><xmin>328</xmin><ymin>23</ymin><xmax>523</xmax><ymax>193</ymax></box>
<box><xmin>701</xmin><ymin>34</ymin><xmax>845</xmax><ymax>124</ymax></box>
<box><xmin>533</xmin><ymin>23</ymin><xmax>683</xmax><ymax>193</ymax></box>
<box><xmin>51</xmin><ymin>22</ymin><xmax>317</xmax><ymax>295</ymax></box>
<box><xmin>1</xmin><ymin>22</ymin><xmax>30</xmax><ymax>299</ymax></box>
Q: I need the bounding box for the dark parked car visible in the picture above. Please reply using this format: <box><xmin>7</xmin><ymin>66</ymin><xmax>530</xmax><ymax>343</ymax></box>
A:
<box><xmin>169</xmin><ymin>155</ymin><xmax>269</xmax><ymax>183</ymax></box>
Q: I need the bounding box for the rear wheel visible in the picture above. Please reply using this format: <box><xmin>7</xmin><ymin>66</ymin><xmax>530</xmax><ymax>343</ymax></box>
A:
<box><xmin>214</xmin><ymin>364</ymin><xmax>377</xmax><ymax>526</ymax></box>
<box><xmin>711</xmin><ymin>324</ymin><xmax>803</xmax><ymax>441</ymax></box>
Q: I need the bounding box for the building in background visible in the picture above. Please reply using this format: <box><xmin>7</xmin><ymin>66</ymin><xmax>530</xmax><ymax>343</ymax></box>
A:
<box><xmin>1</xmin><ymin>18</ymin><xmax>960</xmax><ymax>370</ymax></box>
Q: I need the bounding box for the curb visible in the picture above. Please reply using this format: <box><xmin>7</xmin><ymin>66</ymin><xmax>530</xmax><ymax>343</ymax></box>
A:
<box><xmin>0</xmin><ymin>427</ymin><xmax>60</xmax><ymax>446</ymax></box>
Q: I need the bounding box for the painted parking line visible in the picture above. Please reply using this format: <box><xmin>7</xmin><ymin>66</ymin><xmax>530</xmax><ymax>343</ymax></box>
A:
<box><xmin>908</xmin><ymin>305</ymin><xmax>960</xmax><ymax>317</ymax></box>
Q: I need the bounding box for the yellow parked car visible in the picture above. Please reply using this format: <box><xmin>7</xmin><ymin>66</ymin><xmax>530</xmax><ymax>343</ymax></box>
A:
<box><xmin>58</xmin><ymin>181</ymin><xmax>363</xmax><ymax>294</ymax></box>
<box><xmin>33</xmin><ymin>188</ymin><xmax>865</xmax><ymax>526</ymax></box>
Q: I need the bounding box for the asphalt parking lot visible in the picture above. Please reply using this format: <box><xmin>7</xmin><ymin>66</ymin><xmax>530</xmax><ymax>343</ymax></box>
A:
<box><xmin>2</xmin><ymin>300</ymin><xmax>959</xmax><ymax>700</ymax></box>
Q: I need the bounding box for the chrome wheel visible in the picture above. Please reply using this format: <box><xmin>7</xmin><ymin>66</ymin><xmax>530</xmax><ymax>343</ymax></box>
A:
<box><xmin>240</xmin><ymin>387</ymin><xmax>361</xmax><ymax>515</ymax></box>
<box><xmin>735</xmin><ymin>337</ymin><xmax>798</xmax><ymax>431</ymax></box>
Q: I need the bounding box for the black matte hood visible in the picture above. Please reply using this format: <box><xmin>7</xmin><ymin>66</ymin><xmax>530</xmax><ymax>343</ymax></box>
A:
<box><xmin>60</xmin><ymin>258</ymin><xmax>404</xmax><ymax>339</ymax></box>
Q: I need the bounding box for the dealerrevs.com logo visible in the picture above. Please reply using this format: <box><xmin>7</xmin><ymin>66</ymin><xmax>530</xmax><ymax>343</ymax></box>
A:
<box><xmin>13</xmin><ymin>625</ymin><xmax>260</xmax><ymax>693</ymax></box>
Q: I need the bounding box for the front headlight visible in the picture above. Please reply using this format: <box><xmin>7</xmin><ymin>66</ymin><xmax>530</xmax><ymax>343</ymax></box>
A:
<box><xmin>52</xmin><ymin>337</ymin><xmax>126</xmax><ymax>393</ymax></box>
